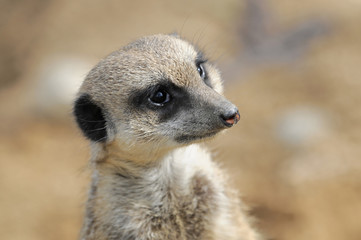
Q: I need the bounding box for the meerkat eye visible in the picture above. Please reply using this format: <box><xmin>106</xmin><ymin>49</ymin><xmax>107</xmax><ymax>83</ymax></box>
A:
<box><xmin>149</xmin><ymin>90</ymin><xmax>171</xmax><ymax>106</ymax></box>
<box><xmin>196</xmin><ymin>60</ymin><xmax>212</xmax><ymax>88</ymax></box>
<box><xmin>197</xmin><ymin>62</ymin><xmax>206</xmax><ymax>80</ymax></box>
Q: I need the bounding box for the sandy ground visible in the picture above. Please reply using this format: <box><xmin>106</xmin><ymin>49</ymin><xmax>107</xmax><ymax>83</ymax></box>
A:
<box><xmin>1</xmin><ymin>0</ymin><xmax>361</xmax><ymax>239</ymax></box>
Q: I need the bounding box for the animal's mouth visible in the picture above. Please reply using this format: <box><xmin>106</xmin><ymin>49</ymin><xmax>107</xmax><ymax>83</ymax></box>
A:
<box><xmin>175</xmin><ymin>130</ymin><xmax>220</xmax><ymax>143</ymax></box>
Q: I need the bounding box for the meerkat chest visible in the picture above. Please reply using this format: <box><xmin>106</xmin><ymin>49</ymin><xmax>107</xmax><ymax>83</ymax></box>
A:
<box><xmin>109</xmin><ymin>173</ymin><xmax>217</xmax><ymax>240</ymax></box>
<box><xmin>91</xmin><ymin>145</ymin><xmax>222</xmax><ymax>239</ymax></box>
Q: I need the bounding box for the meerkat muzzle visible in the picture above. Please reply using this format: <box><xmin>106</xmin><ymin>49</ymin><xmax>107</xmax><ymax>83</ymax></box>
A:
<box><xmin>221</xmin><ymin>109</ymin><xmax>240</xmax><ymax>127</ymax></box>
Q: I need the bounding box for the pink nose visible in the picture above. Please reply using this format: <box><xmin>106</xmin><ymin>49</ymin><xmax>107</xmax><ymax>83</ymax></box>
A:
<box><xmin>221</xmin><ymin>110</ymin><xmax>240</xmax><ymax>127</ymax></box>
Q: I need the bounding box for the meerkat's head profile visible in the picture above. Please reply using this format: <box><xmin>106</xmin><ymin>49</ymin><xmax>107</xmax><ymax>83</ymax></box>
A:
<box><xmin>74</xmin><ymin>34</ymin><xmax>239</xmax><ymax>162</ymax></box>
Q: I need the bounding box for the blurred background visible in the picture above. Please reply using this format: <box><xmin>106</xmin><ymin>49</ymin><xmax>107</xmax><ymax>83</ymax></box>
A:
<box><xmin>1</xmin><ymin>0</ymin><xmax>360</xmax><ymax>239</ymax></box>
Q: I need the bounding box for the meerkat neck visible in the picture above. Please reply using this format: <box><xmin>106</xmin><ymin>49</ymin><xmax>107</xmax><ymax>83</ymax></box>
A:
<box><xmin>93</xmin><ymin>140</ymin><xmax>176</xmax><ymax>165</ymax></box>
<box><xmin>87</xmin><ymin>144</ymin><xmax>208</xmax><ymax>215</ymax></box>
<box><xmin>95</xmin><ymin>144</ymin><xmax>193</xmax><ymax>193</ymax></box>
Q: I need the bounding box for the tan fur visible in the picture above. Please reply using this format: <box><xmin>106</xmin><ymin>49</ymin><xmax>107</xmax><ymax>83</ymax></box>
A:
<box><xmin>74</xmin><ymin>34</ymin><xmax>262</xmax><ymax>240</ymax></box>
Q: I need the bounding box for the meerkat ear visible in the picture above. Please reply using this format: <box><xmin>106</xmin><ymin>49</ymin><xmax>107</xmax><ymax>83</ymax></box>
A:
<box><xmin>73</xmin><ymin>94</ymin><xmax>108</xmax><ymax>142</ymax></box>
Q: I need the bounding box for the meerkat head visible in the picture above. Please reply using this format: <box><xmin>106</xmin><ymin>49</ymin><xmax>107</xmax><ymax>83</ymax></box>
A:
<box><xmin>74</xmin><ymin>34</ymin><xmax>240</xmax><ymax>162</ymax></box>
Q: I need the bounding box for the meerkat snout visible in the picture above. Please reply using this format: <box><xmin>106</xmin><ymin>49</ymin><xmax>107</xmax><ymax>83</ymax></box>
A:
<box><xmin>221</xmin><ymin>108</ymin><xmax>240</xmax><ymax>127</ymax></box>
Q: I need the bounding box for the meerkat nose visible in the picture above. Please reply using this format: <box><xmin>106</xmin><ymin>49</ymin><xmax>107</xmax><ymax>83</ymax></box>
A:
<box><xmin>220</xmin><ymin>109</ymin><xmax>240</xmax><ymax>127</ymax></box>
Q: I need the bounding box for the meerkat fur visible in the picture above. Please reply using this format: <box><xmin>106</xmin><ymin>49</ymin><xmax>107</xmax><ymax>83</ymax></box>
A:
<box><xmin>73</xmin><ymin>34</ymin><xmax>262</xmax><ymax>240</ymax></box>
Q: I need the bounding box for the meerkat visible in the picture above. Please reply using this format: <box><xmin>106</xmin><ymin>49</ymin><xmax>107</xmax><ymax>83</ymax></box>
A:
<box><xmin>73</xmin><ymin>34</ymin><xmax>261</xmax><ymax>240</ymax></box>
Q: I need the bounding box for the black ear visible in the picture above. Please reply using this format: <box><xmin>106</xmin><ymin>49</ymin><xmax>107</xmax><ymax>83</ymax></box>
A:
<box><xmin>73</xmin><ymin>94</ymin><xmax>107</xmax><ymax>142</ymax></box>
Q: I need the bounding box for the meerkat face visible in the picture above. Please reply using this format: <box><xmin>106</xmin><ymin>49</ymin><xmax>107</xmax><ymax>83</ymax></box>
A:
<box><xmin>74</xmin><ymin>34</ymin><xmax>239</xmax><ymax>157</ymax></box>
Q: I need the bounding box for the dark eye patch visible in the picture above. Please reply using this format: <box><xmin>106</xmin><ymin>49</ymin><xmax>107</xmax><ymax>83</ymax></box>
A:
<box><xmin>129</xmin><ymin>80</ymin><xmax>192</xmax><ymax>121</ymax></box>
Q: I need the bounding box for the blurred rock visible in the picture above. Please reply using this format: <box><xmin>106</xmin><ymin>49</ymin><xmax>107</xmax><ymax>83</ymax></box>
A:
<box><xmin>275</xmin><ymin>106</ymin><xmax>329</xmax><ymax>147</ymax></box>
<box><xmin>31</xmin><ymin>56</ymin><xmax>92</xmax><ymax>117</ymax></box>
